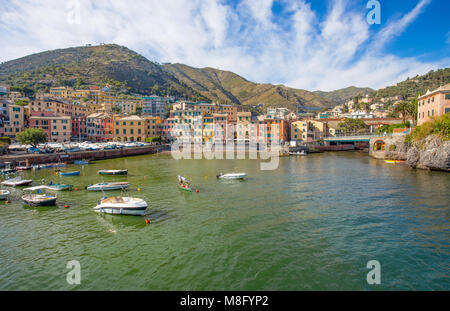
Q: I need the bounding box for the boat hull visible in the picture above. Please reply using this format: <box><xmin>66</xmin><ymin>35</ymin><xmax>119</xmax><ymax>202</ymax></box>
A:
<box><xmin>1</xmin><ymin>180</ymin><xmax>33</xmax><ymax>187</ymax></box>
<box><xmin>87</xmin><ymin>183</ymin><xmax>130</xmax><ymax>191</ymax></box>
<box><xmin>0</xmin><ymin>191</ymin><xmax>10</xmax><ymax>200</ymax></box>
<box><xmin>60</xmin><ymin>171</ymin><xmax>80</xmax><ymax>176</ymax></box>
<box><xmin>217</xmin><ymin>173</ymin><xmax>247</xmax><ymax>180</ymax></box>
<box><xmin>178</xmin><ymin>185</ymin><xmax>192</xmax><ymax>192</ymax></box>
<box><xmin>98</xmin><ymin>170</ymin><xmax>128</xmax><ymax>175</ymax></box>
<box><xmin>93</xmin><ymin>206</ymin><xmax>147</xmax><ymax>216</ymax></box>
<box><xmin>21</xmin><ymin>196</ymin><xmax>57</xmax><ymax>206</ymax></box>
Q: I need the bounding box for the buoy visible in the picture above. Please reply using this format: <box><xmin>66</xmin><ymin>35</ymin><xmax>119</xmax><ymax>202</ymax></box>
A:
<box><xmin>5</xmin><ymin>200</ymin><xmax>11</xmax><ymax>204</ymax></box>
<box><xmin>64</xmin><ymin>205</ymin><xmax>70</xmax><ymax>208</ymax></box>
<box><xmin>145</xmin><ymin>219</ymin><xmax>150</xmax><ymax>224</ymax></box>
<box><xmin>74</xmin><ymin>188</ymin><xmax>78</xmax><ymax>191</ymax></box>
<box><xmin>137</xmin><ymin>188</ymin><xmax>141</xmax><ymax>192</ymax></box>
<box><xmin>196</xmin><ymin>189</ymin><xmax>199</xmax><ymax>193</ymax></box>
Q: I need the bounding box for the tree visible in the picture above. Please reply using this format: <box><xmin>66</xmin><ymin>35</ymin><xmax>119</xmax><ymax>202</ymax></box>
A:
<box><xmin>16</xmin><ymin>128</ymin><xmax>47</xmax><ymax>147</ymax></box>
<box><xmin>338</xmin><ymin>118</ymin><xmax>366</xmax><ymax>133</ymax></box>
<box><xmin>394</xmin><ymin>101</ymin><xmax>415</xmax><ymax>123</ymax></box>
<box><xmin>135</xmin><ymin>106</ymin><xmax>143</xmax><ymax>116</ymax></box>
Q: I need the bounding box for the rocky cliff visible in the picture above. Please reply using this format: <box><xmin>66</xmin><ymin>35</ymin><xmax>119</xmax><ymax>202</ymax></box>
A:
<box><xmin>370</xmin><ymin>135</ymin><xmax>450</xmax><ymax>172</ymax></box>
<box><xmin>406</xmin><ymin>135</ymin><xmax>450</xmax><ymax>172</ymax></box>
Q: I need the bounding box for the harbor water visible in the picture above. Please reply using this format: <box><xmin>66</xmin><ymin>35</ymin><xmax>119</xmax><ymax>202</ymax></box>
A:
<box><xmin>0</xmin><ymin>152</ymin><xmax>449</xmax><ymax>290</ymax></box>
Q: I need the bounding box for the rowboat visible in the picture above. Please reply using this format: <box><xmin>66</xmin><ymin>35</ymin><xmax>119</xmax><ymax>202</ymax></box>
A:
<box><xmin>98</xmin><ymin>170</ymin><xmax>128</xmax><ymax>175</ymax></box>
<box><xmin>87</xmin><ymin>182</ymin><xmax>130</xmax><ymax>191</ymax></box>
<box><xmin>178</xmin><ymin>175</ymin><xmax>192</xmax><ymax>192</ymax></box>
<box><xmin>1</xmin><ymin>177</ymin><xmax>33</xmax><ymax>187</ymax></box>
<box><xmin>94</xmin><ymin>196</ymin><xmax>148</xmax><ymax>216</ymax></box>
<box><xmin>59</xmin><ymin>171</ymin><xmax>81</xmax><ymax>176</ymax></box>
<box><xmin>385</xmin><ymin>160</ymin><xmax>406</xmax><ymax>164</ymax></box>
<box><xmin>74</xmin><ymin>160</ymin><xmax>89</xmax><ymax>165</ymax></box>
<box><xmin>46</xmin><ymin>183</ymin><xmax>73</xmax><ymax>191</ymax></box>
<box><xmin>0</xmin><ymin>189</ymin><xmax>10</xmax><ymax>200</ymax></box>
<box><xmin>216</xmin><ymin>173</ymin><xmax>247</xmax><ymax>180</ymax></box>
<box><xmin>22</xmin><ymin>186</ymin><xmax>57</xmax><ymax>206</ymax></box>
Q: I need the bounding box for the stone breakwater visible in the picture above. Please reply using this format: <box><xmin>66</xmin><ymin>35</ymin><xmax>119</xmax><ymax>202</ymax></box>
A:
<box><xmin>0</xmin><ymin>145</ymin><xmax>169</xmax><ymax>166</ymax></box>
<box><xmin>370</xmin><ymin>135</ymin><xmax>450</xmax><ymax>172</ymax></box>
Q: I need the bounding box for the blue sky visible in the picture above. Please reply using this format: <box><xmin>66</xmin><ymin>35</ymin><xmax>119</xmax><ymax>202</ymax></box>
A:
<box><xmin>0</xmin><ymin>0</ymin><xmax>449</xmax><ymax>91</ymax></box>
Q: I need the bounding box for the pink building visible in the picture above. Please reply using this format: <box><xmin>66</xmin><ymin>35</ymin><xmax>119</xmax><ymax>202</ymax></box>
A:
<box><xmin>29</xmin><ymin>111</ymin><xmax>72</xmax><ymax>142</ymax></box>
<box><xmin>417</xmin><ymin>83</ymin><xmax>450</xmax><ymax>125</ymax></box>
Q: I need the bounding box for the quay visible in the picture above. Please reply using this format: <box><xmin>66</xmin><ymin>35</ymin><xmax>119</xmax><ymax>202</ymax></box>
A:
<box><xmin>0</xmin><ymin>144</ymin><xmax>169</xmax><ymax>166</ymax></box>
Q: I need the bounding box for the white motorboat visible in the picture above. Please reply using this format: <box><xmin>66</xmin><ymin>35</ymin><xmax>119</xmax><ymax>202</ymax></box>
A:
<box><xmin>0</xmin><ymin>189</ymin><xmax>10</xmax><ymax>200</ymax></box>
<box><xmin>94</xmin><ymin>196</ymin><xmax>148</xmax><ymax>216</ymax></box>
<box><xmin>216</xmin><ymin>172</ymin><xmax>247</xmax><ymax>180</ymax></box>
<box><xmin>289</xmin><ymin>150</ymin><xmax>307</xmax><ymax>156</ymax></box>
<box><xmin>22</xmin><ymin>186</ymin><xmax>57</xmax><ymax>206</ymax></box>
<box><xmin>1</xmin><ymin>177</ymin><xmax>33</xmax><ymax>187</ymax></box>
<box><xmin>87</xmin><ymin>182</ymin><xmax>130</xmax><ymax>191</ymax></box>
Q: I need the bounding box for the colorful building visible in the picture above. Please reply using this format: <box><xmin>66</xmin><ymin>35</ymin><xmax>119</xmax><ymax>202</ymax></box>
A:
<box><xmin>86</xmin><ymin>113</ymin><xmax>113</xmax><ymax>142</ymax></box>
<box><xmin>29</xmin><ymin>111</ymin><xmax>72</xmax><ymax>142</ymax></box>
<box><xmin>417</xmin><ymin>83</ymin><xmax>450</xmax><ymax>125</ymax></box>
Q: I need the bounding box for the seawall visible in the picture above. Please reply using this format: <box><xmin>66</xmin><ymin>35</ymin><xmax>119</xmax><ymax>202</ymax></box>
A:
<box><xmin>0</xmin><ymin>145</ymin><xmax>170</xmax><ymax>166</ymax></box>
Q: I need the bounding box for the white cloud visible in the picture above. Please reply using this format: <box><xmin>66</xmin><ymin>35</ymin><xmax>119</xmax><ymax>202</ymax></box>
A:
<box><xmin>0</xmin><ymin>0</ymin><xmax>447</xmax><ymax>92</ymax></box>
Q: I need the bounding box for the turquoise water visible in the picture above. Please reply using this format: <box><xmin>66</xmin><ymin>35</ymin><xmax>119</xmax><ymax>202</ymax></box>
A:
<box><xmin>0</xmin><ymin>152</ymin><xmax>449</xmax><ymax>290</ymax></box>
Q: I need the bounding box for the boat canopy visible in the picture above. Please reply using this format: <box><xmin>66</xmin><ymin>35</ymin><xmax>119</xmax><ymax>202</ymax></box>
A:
<box><xmin>178</xmin><ymin>175</ymin><xmax>190</xmax><ymax>183</ymax></box>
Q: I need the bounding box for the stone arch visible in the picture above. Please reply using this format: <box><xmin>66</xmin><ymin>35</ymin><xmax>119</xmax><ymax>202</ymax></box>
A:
<box><xmin>373</xmin><ymin>139</ymin><xmax>386</xmax><ymax>151</ymax></box>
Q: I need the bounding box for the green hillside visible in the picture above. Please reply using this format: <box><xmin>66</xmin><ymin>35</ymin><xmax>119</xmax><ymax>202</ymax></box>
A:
<box><xmin>164</xmin><ymin>63</ymin><xmax>336</xmax><ymax>111</ymax></box>
<box><xmin>372</xmin><ymin>68</ymin><xmax>450</xmax><ymax>99</ymax></box>
<box><xmin>314</xmin><ymin>86</ymin><xmax>374</xmax><ymax>105</ymax></box>
<box><xmin>0</xmin><ymin>44</ymin><xmax>336</xmax><ymax>111</ymax></box>
<box><xmin>0</xmin><ymin>44</ymin><xmax>208</xmax><ymax>100</ymax></box>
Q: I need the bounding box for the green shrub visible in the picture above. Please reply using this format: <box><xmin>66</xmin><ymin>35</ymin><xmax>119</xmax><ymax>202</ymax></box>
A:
<box><xmin>145</xmin><ymin>136</ymin><xmax>161</xmax><ymax>143</ymax></box>
<box><xmin>389</xmin><ymin>144</ymin><xmax>396</xmax><ymax>151</ymax></box>
<box><xmin>408</xmin><ymin>113</ymin><xmax>450</xmax><ymax>142</ymax></box>
<box><xmin>0</xmin><ymin>137</ymin><xmax>11</xmax><ymax>144</ymax></box>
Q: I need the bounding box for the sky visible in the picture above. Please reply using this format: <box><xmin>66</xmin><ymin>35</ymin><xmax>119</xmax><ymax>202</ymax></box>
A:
<box><xmin>0</xmin><ymin>0</ymin><xmax>449</xmax><ymax>91</ymax></box>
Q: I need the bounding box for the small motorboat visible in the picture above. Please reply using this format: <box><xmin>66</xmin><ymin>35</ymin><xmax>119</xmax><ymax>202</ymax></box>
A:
<box><xmin>216</xmin><ymin>172</ymin><xmax>247</xmax><ymax>180</ymax></box>
<box><xmin>46</xmin><ymin>182</ymin><xmax>73</xmax><ymax>191</ymax></box>
<box><xmin>16</xmin><ymin>162</ymin><xmax>33</xmax><ymax>171</ymax></box>
<box><xmin>59</xmin><ymin>171</ymin><xmax>81</xmax><ymax>176</ymax></box>
<box><xmin>87</xmin><ymin>182</ymin><xmax>130</xmax><ymax>191</ymax></box>
<box><xmin>74</xmin><ymin>160</ymin><xmax>89</xmax><ymax>165</ymax></box>
<box><xmin>98</xmin><ymin>170</ymin><xmax>128</xmax><ymax>175</ymax></box>
<box><xmin>39</xmin><ymin>164</ymin><xmax>53</xmax><ymax>169</ymax></box>
<box><xmin>1</xmin><ymin>162</ymin><xmax>16</xmax><ymax>174</ymax></box>
<box><xmin>0</xmin><ymin>189</ymin><xmax>10</xmax><ymax>200</ymax></box>
<box><xmin>1</xmin><ymin>177</ymin><xmax>33</xmax><ymax>187</ymax></box>
<box><xmin>52</xmin><ymin>162</ymin><xmax>67</xmax><ymax>168</ymax></box>
<box><xmin>178</xmin><ymin>175</ymin><xmax>191</xmax><ymax>192</ymax></box>
<box><xmin>22</xmin><ymin>186</ymin><xmax>57</xmax><ymax>206</ymax></box>
<box><xmin>93</xmin><ymin>196</ymin><xmax>148</xmax><ymax>216</ymax></box>
<box><xmin>289</xmin><ymin>150</ymin><xmax>307</xmax><ymax>156</ymax></box>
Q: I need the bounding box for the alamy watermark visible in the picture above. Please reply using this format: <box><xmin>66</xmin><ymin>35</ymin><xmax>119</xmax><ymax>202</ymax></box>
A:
<box><xmin>67</xmin><ymin>0</ymin><xmax>81</xmax><ymax>25</ymax></box>
<box><xmin>366</xmin><ymin>260</ymin><xmax>381</xmax><ymax>285</ymax></box>
<box><xmin>170</xmin><ymin>117</ymin><xmax>281</xmax><ymax>170</ymax></box>
<box><xmin>67</xmin><ymin>260</ymin><xmax>81</xmax><ymax>285</ymax></box>
<box><xmin>366</xmin><ymin>0</ymin><xmax>381</xmax><ymax>25</ymax></box>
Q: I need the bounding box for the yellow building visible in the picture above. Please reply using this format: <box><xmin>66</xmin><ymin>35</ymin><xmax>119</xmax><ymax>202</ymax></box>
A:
<box><xmin>202</xmin><ymin>114</ymin><xmax>215</xmax><ymax>143</ymax></box>
<box><xmin>113</xmin><ymin>115</ymin><xmax>161</xmax><ymax>142</ymax></box>
<box><xmin>291</xmin><ymin>121</ymin><xmax>310</xmax><ymax>141</ymax></box>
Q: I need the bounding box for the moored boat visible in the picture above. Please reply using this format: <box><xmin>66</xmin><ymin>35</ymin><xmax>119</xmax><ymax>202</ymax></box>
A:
<box><xmin>22</xmin><ymin>186</ymin><xmax>57</xmax><ymax>206</ymax></box>
<box><xmin>1</xmin><ymin>177</ymin><xmax>33</xmax><ymax>187</ymax></box>
<box><xmin>289</xmin><ymin>150</ymin><xmax>307</xmax><ymax>156</ymax></box>
<box><xmin>59</xmin><ymin>171</ymin><xmax>81</xmax><ymax>176</ymax></box>
<box><xmin>46</xmin><ymin>182</ymin><xmax>73</xmax><ymax>191</ymax></box>
<box><xmin>216</xmin><ymin>172</ymin><xmax>247</xmax><ymax>180</ymax></box>
<box><xmin>93</xmin><ymin>196</ymin><xmax>147</xmax><ymax>216</ymax></box>
<box><xmin>0</xmin><ymin>189</ymin><xmax>10</xmax><ymax>200</ymax></box>
<box><xmin>98</xmin><ymin>169</ymin><xmax>128</xmax><ymax>175</ymax></box>
<box><xmin>178</xmin><ymin>175</ymin><xmax>192</xmax><ymax>192</ymax></box>
<box><xmin>87</xmin><ymin>182</ymin><xmax>130</xmax><ymax>191</ymax></box>
<box><xmin>74</xmin><ymin>160</ymin><xmax>89</xmax><ymax>165</ymax></box>
<box><xmin>385</xmin><ymin>159</ymin><xmax>406</xmax><ymax>164</ymax></box>
<box><xmin>39</xmin><ymin>164</ymin><xmax>53</xmax><ymax>169</ymax></box>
